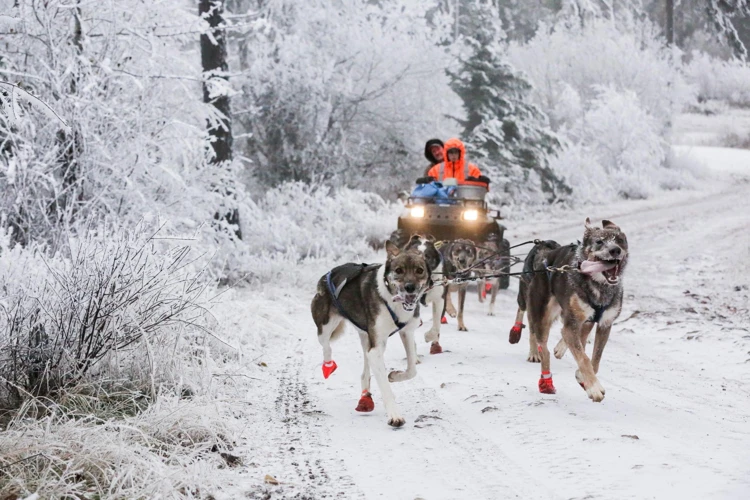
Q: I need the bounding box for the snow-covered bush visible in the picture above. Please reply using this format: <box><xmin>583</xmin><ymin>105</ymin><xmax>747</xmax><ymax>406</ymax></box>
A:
<box><xmin>0</xmin><ymin>224</ymin><xmax>212</xmax><ymax>408</ymax></box>
<box><xmin>507</xmin><ymin>18</ymin><xmax>697</xmax><ymax>203</ymax></box>
<box><xmin>210</xmin><ymin>182</ymin><xmax>400</xmax><ymax>286</ymax></box>
<box><xmin>684</xmin><ymin>51</ymin><xmax>750</xmax><ymax>108</ymax></box>
<box><xmin>508</xmin><ymin>19</ymin><xmax>694</xmax><ymax>131</ymax></box>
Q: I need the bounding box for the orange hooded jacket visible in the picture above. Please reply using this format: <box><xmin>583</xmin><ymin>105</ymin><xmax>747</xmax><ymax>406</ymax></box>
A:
<box><xmin>426</xmin><ymin>138</ymin><xmax>483</xmax><ymax>186</ymax></box>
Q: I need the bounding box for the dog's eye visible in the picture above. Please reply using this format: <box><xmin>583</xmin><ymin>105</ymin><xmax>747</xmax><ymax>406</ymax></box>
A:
<box><xmin>416</xmin><ymin>267</ymin><xmax>424</xmax><ymax>275</ymax></box>
<box><xmin>394</xmin><ymin>267</ymin><xmax>404</xmax><ymax>275</ymax></box>
<box><xmin>616</xmin><ymin>237</ymin><xmax>625</xmax><ymax>245</ymax></box>
<box><xmin>595</xmin><ymin>239</ymin><xmax>603</xmax><ymax>246</ymax></box>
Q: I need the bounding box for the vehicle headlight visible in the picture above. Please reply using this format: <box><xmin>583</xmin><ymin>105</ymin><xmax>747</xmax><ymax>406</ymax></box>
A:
<box><xmin>411</xmin><ymin>206</ymin><xmax>425</xmax><ymax>218</ymax></box>
<box><xmin>463</xmin><ymin>209</ymin><xmax>478</xmax><ymax>221</ymax></box>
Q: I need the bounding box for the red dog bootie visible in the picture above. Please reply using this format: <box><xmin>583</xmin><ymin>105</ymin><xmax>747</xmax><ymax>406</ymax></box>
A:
<box><xmin>430</xmin><ymin>342</ymin><xmax>443</xmax><ymax>355</ymax></box>
<box><xmin>508</xmin><ymin>322</ymin><xmax>525</xmax><ymax>344</ymax></box>
<box><xmin>538</xmin><ymin>371</ymin><xmax>556</xmax><ymax>394</ymax></box>
<box><xmin>322</xmin><ymin>360</ymin><xmax>337</xmax><ymax>379</ymax></box>
<box><xmin>355</xmin><ymin>391</ymin><xmax>374</xmax><ymax>412</ymax></box>
<box><xmin>482</xmin><ymin>282</ymin><xmax>492</xmax><ymax>299</ymax></box>
<box><xmin>440</xmin><ymin>316</ymin><xmax>448</xmax><ymax>324</ymax></box>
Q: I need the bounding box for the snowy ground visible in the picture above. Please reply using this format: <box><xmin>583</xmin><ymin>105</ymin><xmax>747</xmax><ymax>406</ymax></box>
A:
<box><xmin>213</xmin><ymin>146</ymin><xmax>750</xmax><ymax>500</ymax></box>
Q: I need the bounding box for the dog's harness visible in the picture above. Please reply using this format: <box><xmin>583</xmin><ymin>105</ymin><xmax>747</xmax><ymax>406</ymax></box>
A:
<box><xmin>581</xmin><ymin>285</ymin><xmax>612</xmax><ymax>324</ymax></box>
<box><xmin>325</xmin><ymin>264</ymin><xmax>409</xmax><ymax>337</ymax></box>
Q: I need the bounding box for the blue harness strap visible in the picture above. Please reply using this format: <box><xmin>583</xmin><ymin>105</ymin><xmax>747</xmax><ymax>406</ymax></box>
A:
<box><xmin>325</xmin><ymin>266</ymin><xmax>409</xmax><ymax>337</ymax></box>
<box><xmin>381</xmin><ymin>297</ymin><xmax>408</xmax><ymax>337</ymax></box>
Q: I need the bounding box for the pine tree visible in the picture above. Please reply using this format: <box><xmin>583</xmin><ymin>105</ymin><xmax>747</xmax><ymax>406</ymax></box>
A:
<box><xmin>447</xmin><ymin>1</ymin><xmax>567</xmax><ymax>200</ymax></box>
<box><xmin>706</xmin><ymin>0</ymin><xmax>750</xmax><ymax>59</ymax></box>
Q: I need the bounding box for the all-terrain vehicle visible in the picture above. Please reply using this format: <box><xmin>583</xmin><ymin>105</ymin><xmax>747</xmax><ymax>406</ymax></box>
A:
<box><xmin>391</xmin><ymin>182</ymin><xmax>511</xmax><ymax>289</ymax></box>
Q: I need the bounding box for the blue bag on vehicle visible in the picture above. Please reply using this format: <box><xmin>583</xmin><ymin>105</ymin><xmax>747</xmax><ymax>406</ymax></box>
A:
<box><xmin>411</xmin><ymin>181</ymin><xmax>456</xmax><ymax>199</ymax></box>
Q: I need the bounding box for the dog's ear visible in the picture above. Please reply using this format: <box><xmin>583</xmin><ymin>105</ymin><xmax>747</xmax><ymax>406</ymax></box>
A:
<box><xmin>602</xmin><ymin>219</ymin><xmax>620</xmax><ymax>231</ymax></box>
<box><xmin>385</xmin><ymin>240</ymin><xmax>401</xmax><ymax>258</ymax></box>
<box><xmin>584</xmin><ymin>217</ymin><xmax>595</xmax><ymax>233</ymax></box>
<box><xmin>426</xmin><ymin>234</ymin><xmax>435</xmax><ymax>242</ymax></box>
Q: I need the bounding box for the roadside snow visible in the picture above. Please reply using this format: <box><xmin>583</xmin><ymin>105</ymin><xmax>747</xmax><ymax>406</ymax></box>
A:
<box><xmin>215</xmin><ymin>146</ymin><xmax>750</xmax><ymax>500</ymax></box>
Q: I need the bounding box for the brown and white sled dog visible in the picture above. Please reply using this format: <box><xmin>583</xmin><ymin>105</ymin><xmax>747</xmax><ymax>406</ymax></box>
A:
<box><xmin>402</xmin><ymin>234</ymin><xmax>445</xmax><ymax>354</ymax></box>
<box><xmin>517</xmin><ymin>218</ymin><xmax>628</xmax><ymax>402</ymax></box>
<box><xmin>310</xmin><ymin>241</ymin><xmax>430</xmax><ymax>427</ymax></box>
<box><xmin>440</xmin><ymin>239</ymin><xmax>478</xmax><ymax>331</ymax></box>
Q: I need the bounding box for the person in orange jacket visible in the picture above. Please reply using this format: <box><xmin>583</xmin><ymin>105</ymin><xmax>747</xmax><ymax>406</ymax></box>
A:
<box><xmin>426</xmin><ymin>138</ymin><xmax>488</xmax><ymax>186</ymax></box>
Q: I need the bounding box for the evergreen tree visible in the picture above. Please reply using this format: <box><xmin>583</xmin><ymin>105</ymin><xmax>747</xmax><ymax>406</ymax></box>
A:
<box><xmin>706</xmin><ymin>0</ymin><xmax>750</xmax><ymax>59</ymax></box>
<box><xmin>447</xmin><ymin>1</ymin><xmax>567</xmax><ymax>200</ymax></box>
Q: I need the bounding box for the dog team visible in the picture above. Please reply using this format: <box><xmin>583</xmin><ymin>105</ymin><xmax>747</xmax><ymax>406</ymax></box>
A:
<box><xmin>311</xmin><ymin>218</ymin><xmax>629</xmax><ymax>427</ymax></box>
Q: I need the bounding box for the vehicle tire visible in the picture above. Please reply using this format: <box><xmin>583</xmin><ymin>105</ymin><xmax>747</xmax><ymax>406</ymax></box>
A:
<box><xmin>499</xmin><ymin>238</ymin><xmax>511</xmax><ymax>290</ymax></box>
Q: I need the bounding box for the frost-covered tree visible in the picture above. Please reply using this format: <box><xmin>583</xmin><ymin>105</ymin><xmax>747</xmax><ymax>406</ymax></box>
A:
<box><xmin>229</xmin><ymin>0</ymin><xmax>459</xmax><ymax>197</ymax></box>
<box><xmin>0</xmin><ymin>0</ymin><xmax>240</xmax><ymax>248</ymax></box>
<box><xmin>200</xmin><ymin>0</ymin><xmax>241</xmax><ymax>239</ymax></box>
<box><xmin>706</xmin><ymin>0</ymin><xmax>750</xmax><ymax>59</ymax></box>
<box><xmin>447</xmin><ymin>1</ymin><xmax>565</xmax><ymax>200</ymax></box>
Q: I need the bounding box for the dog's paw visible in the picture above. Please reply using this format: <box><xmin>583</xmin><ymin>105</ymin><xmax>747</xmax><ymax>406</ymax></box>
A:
<box><xmin>424</xmin><ymin>328</ymin><xmax>439</xmax><ymax>343</ymax></box>
<box><xmin>526</xmin><ymin>351</ymin><xmax>541</xmax><ymax>363</ymax></box>
<box><xmin>389</xmin><ymin>369</ymin><xmax>415</xmax><ymax>382</ymax></box>
<box><xmin>509</xmin><ymin>322</ymin><xmax>524</xmax><ymax>344</ymax></box>
<box><xmin>416</xmin><ymin>354</ymin><xmax>423</xmax><ymax>365</ymax></box>
<box><xmin>554</xmin><ymin>339</ymin><xmax>568</xmax><ymax>359</ymax></box>
<box><xmin>458</xmin><ymin>324</ymin><xmax>468</xmax><ymax>332</ymax></box>
<box><xmin>430</xmin><ymin>342</ymin><xmax>443</xmax><ymax>355</ymax></box>
<box><xmin>446</xmin><ymin>305</ymin><xmax>457</xmax><ymax>317</ymax></box>
<box><xmin>355</xmin><ymin>392</ymin><xmax>374</xmax><ymax>412</ymax></box>
<box><xmin>586</xmin><ymin>381</ymin><xmax>606</xmax><ymax>402</ymax></box>
<box><xmin>577</xmin><ymin>371</ymin><xmax>605</xmax><ymax>402</ymax></box>
<box><xmin>387</xmin><ymin>415</ymin><xmax>406</xmax><ymax>428</ymax></box>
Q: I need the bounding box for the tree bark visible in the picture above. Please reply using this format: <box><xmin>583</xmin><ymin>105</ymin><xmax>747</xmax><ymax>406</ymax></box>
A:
<box><xmin>666</xmin><ymin>0</ymin><xmax>674</xmax><ymax>46</ymax></box>
<box><xmin>52</xmin><ymin>3</ymin><xmax>83</xmax><ymax>224</ymax></box>
<box><xmin>200</xmin><ymin>0</ymin><xmax>241</xmax><ymax>239</ymax></box>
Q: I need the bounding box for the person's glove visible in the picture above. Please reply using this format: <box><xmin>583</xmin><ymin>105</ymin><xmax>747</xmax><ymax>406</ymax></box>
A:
<box><xmin>466</xmin><ymin>175</ymin><xmax>490</xmax><ymax>185</ymax></box>
<box><xmin>416</xmin><ymin>176</ymin><xmax>435</xmax><ymax>184</ymax></box>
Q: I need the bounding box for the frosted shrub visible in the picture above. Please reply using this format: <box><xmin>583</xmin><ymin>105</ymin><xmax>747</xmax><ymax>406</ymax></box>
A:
<box><xmin>685</xmin><ymin>52</ymin><xmax>750</xmax><ymax>108</ymax></box>
<box><xmin>584</xmin><ymin>87</ymin><xmax>666</xmax><ymax>199</ymax></box>
<box><xmin>507</xmin><ymin>18</ymin><xmax>697</xmax><ymax>203</ymax></box>
<box><xmin>0</xmin><ymin>224</ymin><xmax>211</xmax><ymax>408</ymax></box>
<box><xmin>208</xmin><ymin>182</ymin><xmax>401</xmax><ymax>285</ymax></box>
<box><xmin>508</xmin><ymin>19</ymin><xmax>693</xmax><ymax>131</ymax></box>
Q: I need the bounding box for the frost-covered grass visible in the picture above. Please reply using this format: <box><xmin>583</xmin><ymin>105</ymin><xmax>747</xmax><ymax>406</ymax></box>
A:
<box><xmin>0</xmin><ymin>394</ymin><xmax>240</xmax><ymax>499</ymax></box>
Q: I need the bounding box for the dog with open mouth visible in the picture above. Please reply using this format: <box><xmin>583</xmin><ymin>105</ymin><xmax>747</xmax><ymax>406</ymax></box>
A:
<box><xmin>520</xmin><ymin>218</ymin><xmax>628</xmax><ymax>402</ymax></box>
<box><xmin>311</xmin><ymin>241</ymin><xmax>430</xmax><ymax>427</ymax></box>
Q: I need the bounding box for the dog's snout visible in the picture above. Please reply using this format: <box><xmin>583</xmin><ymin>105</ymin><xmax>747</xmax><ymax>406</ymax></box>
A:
<box><xmin>404</xmin><ymin>283</ymin><xmax>416</xmax><ymax>293</ymax></box>
<box><xmin>609</xmin><ymin>247</ymin><xmax>621</xmax><ymax>258</ymax></box>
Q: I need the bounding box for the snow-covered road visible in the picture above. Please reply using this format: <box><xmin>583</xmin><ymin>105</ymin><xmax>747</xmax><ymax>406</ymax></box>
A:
<box><xmin>219</xmin><ymin>147</ymin><xmax>750</xmax><ymax>500</ymax></box>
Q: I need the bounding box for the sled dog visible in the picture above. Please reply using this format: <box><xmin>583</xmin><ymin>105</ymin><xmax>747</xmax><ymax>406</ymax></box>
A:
<box><xmin>440</xmin><ymin>239</ymin><xmax>478</xmax><ymax>331</ymax></box>
<box><xmin>311</xmin><ymin>241</ymin><xmax>430</xmax><ymax>427</ymax></box>
<box><xmin>515</xmin><ymin>219</ymin><xmax>628</xmax><ymax>402</ymax></box>
<box><xmin>402</xmin><ymin>234</ymin><xmax>446</xmax><ymax>354</ymax></box>
<box><xmin>476</xmin><ymin>236</ymin><xmax>508</xmax><ymax>316</ymax></box>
